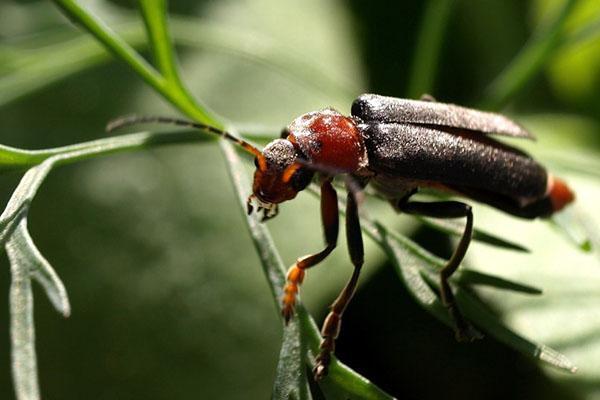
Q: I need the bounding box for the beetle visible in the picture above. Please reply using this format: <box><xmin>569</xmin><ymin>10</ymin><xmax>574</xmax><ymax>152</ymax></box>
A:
<box><xmin>108</xmin><ymin>93</ymin><xmax>575</xmax><ymax>380</ymax></box>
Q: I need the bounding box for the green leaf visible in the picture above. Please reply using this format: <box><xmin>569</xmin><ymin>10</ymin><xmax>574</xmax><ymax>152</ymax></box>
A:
<box><xmin>10</xmin><ymin>221</ymin><xmax>71</xmax><ymax>317</ymax></box>
<box><xmin>138</xmin><ymin>0</ymin><xmax>176</xmax><ymax>81</ymax></box>
<box><xmin>1</xmin><ymin>160</ymin><xmax>66</xmax><ymax>400</ymax></box>
<box><xmin>7</xmin><ymin>225</ymin><xmax>40</xmax><ymax>400</ymax></box>
<box><xmin>0</xmin><ymin>159</ymin><xmax>55</xmax><ymax>245</ymax></box>
<box><xmin>550</xmin><ymin>209</ymin><xmax>593</xmax><ymax>252</ymax></box>
<box><xmin>416</xmin><ymin>215</ymin><xmax>530</xmax><ymax>252</ymax></box>
<box><xmin>272</xmin><ymin>318</ymin><xmax>312</xmax><ymax>400</ymax></box>
<box><xmin>457</xmin><ymin>269</ymin><xmax>543</xmax><ymax>295</ymax></box>
<box><xmin>358</xmin><ymin>214</ymin><xmax>577</xmax><ymax>373</ymax></box>
<box><xmin>0</xmin><ymin>130</ymin><xmax>205</xmax><ymax>173</ymax></box>
<box><xmin>51</xmin><ymin>0</ymin><xmax>212</xmax><ymax>124</ymax></box>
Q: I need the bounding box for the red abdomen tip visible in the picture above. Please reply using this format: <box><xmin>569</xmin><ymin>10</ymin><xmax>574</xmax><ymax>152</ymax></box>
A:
<box><xmin>548</xmin><ymin>175</ymin><xmax>575</xmax><ymax>212</ymax></box>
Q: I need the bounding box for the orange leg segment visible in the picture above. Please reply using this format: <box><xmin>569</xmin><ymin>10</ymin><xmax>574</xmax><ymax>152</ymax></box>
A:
<box><xmin>282</xmin><ymin>179</ymin><xmax>339</xmax><ymax>323</ymax></box>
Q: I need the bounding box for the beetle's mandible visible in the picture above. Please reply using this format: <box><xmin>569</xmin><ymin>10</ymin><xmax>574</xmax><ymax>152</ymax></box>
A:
<box><xmin>108</xmin><ymin>93</ymin><xmax>575</xmax><ymax>380</ymax></box>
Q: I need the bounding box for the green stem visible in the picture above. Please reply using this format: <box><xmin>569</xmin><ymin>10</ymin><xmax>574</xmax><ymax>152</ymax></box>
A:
<box><xmin>0</xmin><ymin>130</ymin><xmax>206</xmax><ymax>170</ymax></box>
<box><xmin>51</xmin><ymin>0</ymin><xmax>216</xmax><ymax>125</ymax></box>
<box><xmin>139</xmin><ymin>0</ymin><xmax>178</xmax><ymax>82</ymax></box>
<box><xmin>1</xmin><ymin>16</ymin><xmax>354</xmax><ymax>108</ymax></box>
<box><xmin>52</xmin><ymin>0</ymin><xmax>165</xmax><ymax>92</ymax></box>
<box><xmin>137</xmin><ymin>0</ymin><xmax>217</xmax><ymax>125</ymax></box>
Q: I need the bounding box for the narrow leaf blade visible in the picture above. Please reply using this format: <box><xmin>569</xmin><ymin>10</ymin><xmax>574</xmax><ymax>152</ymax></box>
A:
<box><xmin>457</xmin><ymin>269</ymin><xmax>543</xmax><ymax>295</ymax></box>
<box><xmin>417</xmin><ymin>216</ymin><xmax>530</xmax><ymax>252</ymax></box>
<box><xmin>6</xmin><ymin>222</ymin><xmax>41</xmax><ymax>400</ymax></box>
<box><xmin>12</xmin><ymin>222</ymin><xmax>71</xmax><ymax>317</ymax></box>
<box><xmin>272</xmin><ymin>319</ymin><xmax>312</xmax><ymax>400</ymax></box>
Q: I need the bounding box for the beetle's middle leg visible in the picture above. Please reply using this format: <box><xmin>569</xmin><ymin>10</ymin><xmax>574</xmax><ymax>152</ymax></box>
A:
<box><xmin>282</xmin><ymin>178</ymin><xmax>339</xmax><ymax>323</ymax></box>
<box><xmin>314</xmin><ymin>188</ymin><xmax>364</xmax><ymax>380</ymax></box>
<box><xmin>397</xmin><ymin>200</ymin><xmax>482</xmax><ymax>342</ymax></box>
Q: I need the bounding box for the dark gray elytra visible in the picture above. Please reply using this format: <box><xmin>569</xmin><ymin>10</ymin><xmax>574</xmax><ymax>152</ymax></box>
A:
<box><xmin>352</xmin><ymin>93</ymin><xmax>535</xmax><ymax>139</ymax></box>
<box><xmin>352</xmin><ymin>94</ymin><xmax>552</xmax><ymax>218</ymax></box>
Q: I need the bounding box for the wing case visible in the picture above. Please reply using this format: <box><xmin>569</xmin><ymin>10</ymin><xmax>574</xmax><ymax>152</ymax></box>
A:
<box><xmin>361</xmin><ymin>122</ymin><xmax>548</xmax><ymax>204</ymax></box>
<box><xmin>352</xmin><ymin>94</ymin><xmax>534</xmax><ymax>140</ymax></box>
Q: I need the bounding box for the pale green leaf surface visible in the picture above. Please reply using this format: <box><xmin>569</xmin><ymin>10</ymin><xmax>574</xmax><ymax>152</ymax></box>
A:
<box><xmin>0</xmin><ymin>160</ymin><xmax>54</xmax><ymax>245</ymax></box>
<box><xmin>7</xmin><ymin>225</ymin><xmax>39</xmax><ymax>400</ymax></box>
<box><xmin>10</xmin><ymin>221</ymin><xmax>71</xmax><ymax>317</ymax></box>
<box><xmin>272</xmin><ymin>320</ymin><xmax>312</xmax><ymax>400</ymax></box>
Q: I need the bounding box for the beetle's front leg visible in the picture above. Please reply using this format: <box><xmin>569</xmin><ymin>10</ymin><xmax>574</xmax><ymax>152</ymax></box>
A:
<box><xmin>398</xmin><ymin>200</ymin><xmax>483</xmax><ymax>342</ymax></box>
<box><xmin>282</xmin><ymin>179</ymin><xmax>339</xmax><ymax>323</ymax></box>
<box><xmin>314</xmin><ymin>189</ymin><xmax>364</xmax><ymax>380</ymax></box>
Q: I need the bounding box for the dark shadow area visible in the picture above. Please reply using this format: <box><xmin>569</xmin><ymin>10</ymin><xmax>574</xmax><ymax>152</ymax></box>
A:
<box><xmin>332</xmin><ymin>249</ymin><xmax>580</xmax><ymax>399</ymax></box>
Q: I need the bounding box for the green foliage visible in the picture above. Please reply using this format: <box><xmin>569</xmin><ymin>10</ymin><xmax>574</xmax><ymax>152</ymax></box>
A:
<box><xmin>0</xmin><ymin>0</ymin><xmax>598</xmax><ymax>399</ymax></box>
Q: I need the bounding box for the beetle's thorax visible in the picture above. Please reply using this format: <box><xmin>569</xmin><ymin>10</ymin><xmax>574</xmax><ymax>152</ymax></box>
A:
<box><xmin>250</xmin><ymin>108</ymin><xmax>369</xmax><ymax>214</ymax></box>
<box><xmin>286</xmin><ymin>108</ymin><xmax>369</xmax><ymax>174</ymax></box>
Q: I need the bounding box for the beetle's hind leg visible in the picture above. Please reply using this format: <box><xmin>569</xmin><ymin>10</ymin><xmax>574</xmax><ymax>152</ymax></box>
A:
<box><xmin>397</xmin><ymin>200</ymin><xmax>483</xmax><ymax>342</ymax></box>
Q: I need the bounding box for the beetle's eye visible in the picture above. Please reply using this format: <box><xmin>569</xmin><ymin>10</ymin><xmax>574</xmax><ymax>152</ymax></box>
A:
<box><xmin>253</xmin><ymin>157</ymin><xmax>259</xmax><ymax>168</ymax></box>
<box><xmin>280</xmin><ymin>127</ymin><xmax>290</xmax><ymax>139</ymax></box>
<box><xmin>289</xmin><ymin>168</ymin><xmax>314</xmax><ymax>192</ymax></box>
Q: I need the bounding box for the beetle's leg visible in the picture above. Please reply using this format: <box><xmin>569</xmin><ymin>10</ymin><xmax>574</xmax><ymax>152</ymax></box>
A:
<box><xmin>397</xmin><ymin>200</ymin><xmax>482</xmax><ymax>342</ymax></box>
<box><xmin>282</xmin><ymin>179</ymin><xmax>339</xmax><ymax>323</ymax></box>
<box><xmin>314</xmin><ymin>189</ymin><xmax>364</xmax><ymax>380</ymax></box>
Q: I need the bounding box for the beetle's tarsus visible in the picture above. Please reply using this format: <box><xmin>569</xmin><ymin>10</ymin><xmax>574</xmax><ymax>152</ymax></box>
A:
<box><xmin>448</xmin><ymin>305</ymin><xmax>483</xmax><ymax>342</ymax></box>
<box><xmin>456</xmin><ymin>325</ymin><xmax>484</xmax><ymax>342</ymax></box>
<box><xmin>281</xmin><ymin>265</ymin><xmax>303</xmax><ymax>324</ymax></box>
<box><xmin>281</xmin><ymin>305</ymin><xmax>294</xmax><ymax>325</ymax></box>
<box><xmin>314</xmin><ymin>333</ymin><xmax>336</xmax><ymax>380</ymax></box>
<box><xmin>313</xmin><ymin>357</ymin><xmax>329</xmax><ymax>380</ymax></box>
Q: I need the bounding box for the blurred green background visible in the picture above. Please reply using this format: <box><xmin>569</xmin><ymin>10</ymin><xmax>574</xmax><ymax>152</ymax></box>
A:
<box><xmin>0</xmin><ymin>0</ymin><xmax>599</xmax><ymax>399</ymax></box>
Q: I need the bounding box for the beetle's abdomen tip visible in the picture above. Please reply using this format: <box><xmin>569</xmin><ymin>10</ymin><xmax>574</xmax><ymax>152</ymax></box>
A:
<box><xmin>548</xmin><ymin>175</ymin><xmax>575</xmax><ymax>212</ymax></box>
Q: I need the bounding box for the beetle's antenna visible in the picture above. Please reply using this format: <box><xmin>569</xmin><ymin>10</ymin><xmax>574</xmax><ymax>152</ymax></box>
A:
<box><xmin>107</xmin><ymin>115</ymin><xmax>265</xmax><ymax>161</ymax></box>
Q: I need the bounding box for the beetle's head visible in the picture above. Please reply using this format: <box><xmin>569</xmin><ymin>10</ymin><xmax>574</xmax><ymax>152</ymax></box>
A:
<box><xmin>104</xmin><ymin>114</ymin><xmax>315</xmax><ymax>222</ymax></box>
<box><xmin>248</xmin><ymin>139</ymin><xmax>314</xmax><ymax>221</ymax></box>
